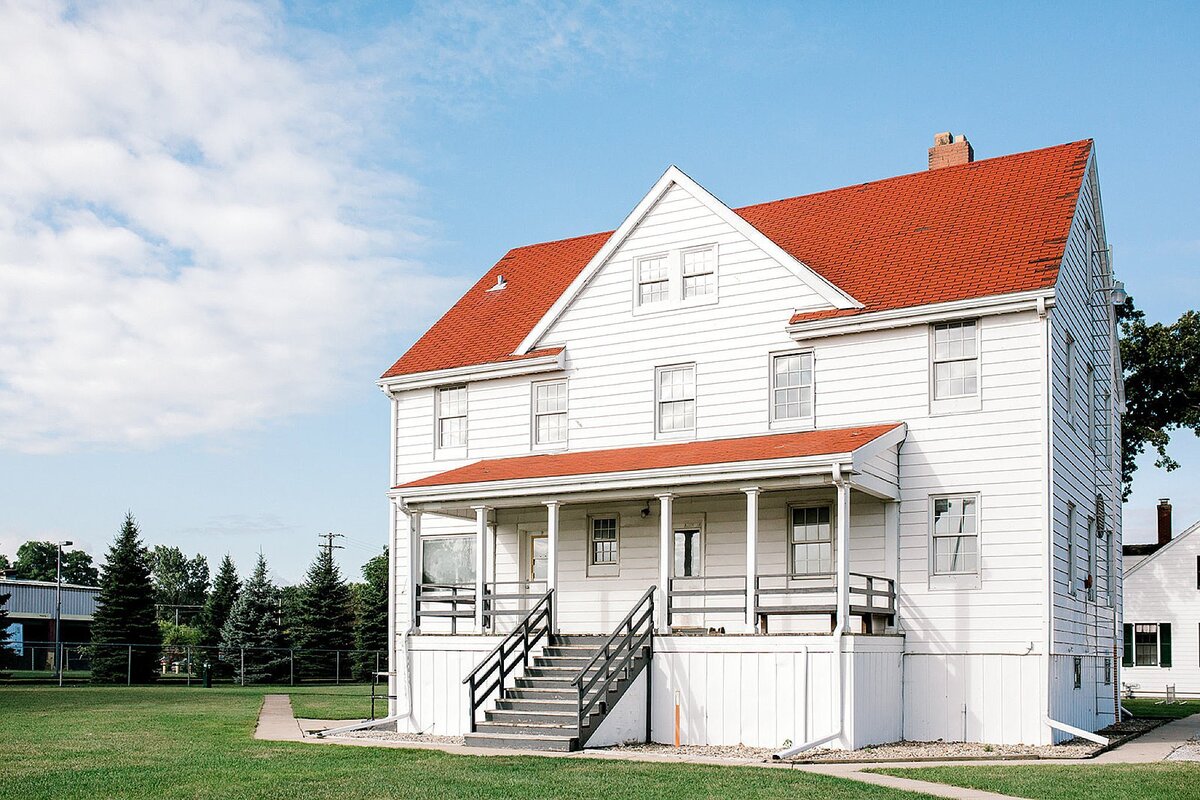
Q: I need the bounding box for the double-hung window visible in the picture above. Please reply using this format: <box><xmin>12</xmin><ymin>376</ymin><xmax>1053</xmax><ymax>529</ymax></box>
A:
<box><xmin>532</xmin><ymin>380</ymin><xmax>567</xmax><ymax>447</ymax></box>
<box><xmin>1087</xmin><ymin>517</ymin><xmax>1097</xmax><ymax>602</ymax></box>
<box><xmin>681</xmin><ymin>247</ymin><xmax>715</xmax><ymax>299</ymax></box>
<box><xmin>790</xmin><ymin>505</ymin><xmax>833</xmax><ymax>576</ymax></box>
<box><xmin>932</xmin><ymin>320</ymin><xmax>979</xmax><ymax>400</ymax></box>
<box><xmin>436</xmin><ymin>386</ymin><xmax>467</xmax><ymax>450</ymax></box>
<box><xmin>636</xmin><ymin>255</ymin><xmax>669</xmax><ymax>306</ymax></box>
<box><xmin>656</xmin><ymin>364</ymin><xmax>696</xmax><ymax>437</ymax></box>
<box><xmin>772</xmin><ymin>352</ymin><xmax>814</xmax><ymax>424</ymax></box>
<box><xmin>1123</xmin><ymin>623</ymin><xmax>1172</xmax><ymax>668</ymax></box>
<box><xmin>588</xmin><ymin>516</ymin><xmax>619</xmax><ymax>577</ymax></box>
<box><xmin>930</xmin><ymin>495</ymin><xmax>980</xmax><ymax>585</ymax></box>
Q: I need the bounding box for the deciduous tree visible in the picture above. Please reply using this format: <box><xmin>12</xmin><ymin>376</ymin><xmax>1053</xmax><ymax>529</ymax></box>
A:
<box><xmin>149</xmin><ymin>545</ymin><xmax>210</xmax><ymax>621</ymax></box>
<box><xmin>12</xmin><ymin>541</ymin><xmax>99</xmax><ymax>584</ymax></box>
<box><xmin>1119</xmin><ymin>301</ymin><xmax>1200</xmax><ymax>497</ymax></box>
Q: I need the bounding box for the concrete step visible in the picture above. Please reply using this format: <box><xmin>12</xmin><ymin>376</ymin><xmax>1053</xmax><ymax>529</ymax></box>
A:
<box><xmin>485</xmin><ymin>707</ymin><xmax>582</xmax><ymax>725</ymax></box>
<box><xmin>464</xmin><ymin>732</ymin><xmax>579</xmax><ymax>752</ymax></box>
<box><xmin>475</xmin><ymin>719</ymin><xmax>581</xmax><ymax>737</ymax></box>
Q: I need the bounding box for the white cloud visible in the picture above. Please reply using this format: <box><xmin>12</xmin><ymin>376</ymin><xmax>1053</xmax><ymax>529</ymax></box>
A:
<box><xmin>0</xmin><ymin>0</ymin><xmax>443</xmax><ymax>452</ymax></box>
<box><xmin>0</xmin><ymin>0</ymin><xmax>676</xmax><ymax>453</ymax></box>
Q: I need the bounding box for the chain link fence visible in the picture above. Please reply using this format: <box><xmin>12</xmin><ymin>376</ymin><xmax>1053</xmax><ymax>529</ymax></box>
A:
<box><xmin>4</xmin><ymin>641</ymin><xmax>384</xmax><ymax>687</ymax></box>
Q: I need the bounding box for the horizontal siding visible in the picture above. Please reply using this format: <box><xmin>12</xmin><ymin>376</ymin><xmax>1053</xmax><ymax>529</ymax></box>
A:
<box><xmin>1123</xmin><ymin>527</ymin><xmax>1200</xmax><ymax>696</ymax></box>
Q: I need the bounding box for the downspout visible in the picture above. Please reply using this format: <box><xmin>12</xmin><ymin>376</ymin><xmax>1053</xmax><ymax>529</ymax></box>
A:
<box><xmin>1040</xmin><ymin>301</ymin><xmax>1108</xmax><ymax>747</ymax></box>
<box><xmin>773</xmin><ymin>466</ymin><xmax>849</xmax><ymax>759</ymax></box>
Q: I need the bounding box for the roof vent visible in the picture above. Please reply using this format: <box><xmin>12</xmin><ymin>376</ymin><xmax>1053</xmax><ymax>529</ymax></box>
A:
<box><xmin>486</xmin><ymin>274</ymin><xmax>507</xmax><ymax>292</ymax></box>
<box><xmin>928</xmin><ymin>132</ymin><xmax>974</xmax><ymax>170</ymax></box>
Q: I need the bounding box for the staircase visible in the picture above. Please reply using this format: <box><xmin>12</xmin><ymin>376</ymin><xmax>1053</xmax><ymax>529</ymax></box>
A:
<box><xmin>463</xmin><ymin>587</ymin><xmax>656</xmax><ymax>752</ymax></box>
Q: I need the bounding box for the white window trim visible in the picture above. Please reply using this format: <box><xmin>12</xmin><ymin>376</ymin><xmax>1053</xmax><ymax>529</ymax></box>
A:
<box><xmin>1087</xmin><ymin>362</ymin><xmax>1096</xmax><ymax>451</ymax></box>
<box><xmin>631</xmin><ymin>244</ymin><xmax>719</xmax><ymax>315</ymax></box>
<box><xmin>419</xmin><ymin>533</ymin><xmax>475</xmax><ymax>586</ymax></box>
<box><xmin>769</xmin><ymin>349</ymin><xmax>817</xmax><ymax>430</ymax></box>
<box><xmin>1131</xmin><ymin>622</ymin><xmax>1164</xmax><ymax>667</ymax></box>
<box><xmin>654</xmin><ymin>362</ymin><xmax>697</xmax><ymax>440</ymax></box>
<box><xmin>788</xmin><ymin>502</ymin><xmax>836</xmax><ymax>578</ymax></box>
<box><xmin>929</xmin><ymin>319</ymin><xmax>982</xmax><ymax>415</ymax></box>
<box><xmin>1087</xmin><ymin>516</ymin><xmax>1097</xmax><ymax>602</ymax></box>
<box><xmin>434</xmin><ymin>384</ymin><xmax>468</xmax><ymax>460</ymax></box>
<box><xmin>1066</xmin><ymin>502</ymin><xmax>1078</xmax><ymax>596</ymax></box>
<box><xmin>587</xmin><ymin>513</ymin><xmax>620</xmax><ymax>578</ymax></box>
<box><xmin>928</xmin><ymin>492</ymin><xmax>982</xmax><ymax>591</ymax></box>
<box><xmin>672</xmin><ymin>514</ymin><xmax>706</xmax><ymax>578</ymax></box>
<box><xmin>530</xmin><ymin>378</ymin><xmax>568</xmax><ymax>451</ymax></box>
<box><xmin>1065</xmin><ymin>332</ymin><xmax>1077</xmax><ymax>430</ymax></box>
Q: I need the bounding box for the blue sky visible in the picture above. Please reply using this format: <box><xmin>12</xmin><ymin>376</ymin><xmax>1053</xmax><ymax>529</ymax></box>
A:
<box><xmin>0</xmin><ymin>1</ymin><xmax>1196</xmax><ymax>584</ymax></box>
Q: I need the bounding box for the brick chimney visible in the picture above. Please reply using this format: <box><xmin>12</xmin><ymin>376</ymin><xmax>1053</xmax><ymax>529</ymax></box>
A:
<box><xmin>929</xmin><ymin>132</ymin><xmax>974</xmax><ymax>169</ymax></box>
<box><xmin>1158</xmin><ymin>498</ymin><xmax>1173</xmax><ymax>547</ymax></box>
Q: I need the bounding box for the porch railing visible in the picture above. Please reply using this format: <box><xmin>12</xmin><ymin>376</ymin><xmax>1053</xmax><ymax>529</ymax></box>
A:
<box><xmin>461</xmin><ymin>588</ymin><xmax>554</xmax><ymax>733</ymax></box>
<box><xmin>571</xmin><ymin>585</ymin><xmax>655</xmax><ymax>744</ymax></box>
<box><xmin>665</xmin><ymin>571</ymin><xmax>896</xmax><ymax>633</ymax></box>
<box><xmin>415</xmin><ymin>581</ymin><xmax>549</xmax><ymax>633</ymax></box>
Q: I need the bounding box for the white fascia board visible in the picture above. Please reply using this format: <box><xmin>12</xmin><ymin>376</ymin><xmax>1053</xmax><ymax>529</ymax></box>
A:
<box><xmin>377</xmin><ymin>350</ymin><xmax>565</xmax><ymax>393</ymax></box>
<box><xmin>786</xmin><ymin>289</ymin><xmax>1056</xmax><ymax>342</ymax></box>
<box><xmin>513</xmin><ymin>165</ymin><xmax>862</xmax><ymax>355</ymax></box>
<box><xmin>848</xmin><ymin>423</ymin><xmax>908</xmax><ymax>468</ymax></box>
<box><xmin>392</xmin><ymin>452</ymin><xmax>857</xmax><ymax>506</ymax></box>
<box><xmin>1124</xmin><ymin>519</ymin><xmax>1200</xmax><ymax>579</ymax></box>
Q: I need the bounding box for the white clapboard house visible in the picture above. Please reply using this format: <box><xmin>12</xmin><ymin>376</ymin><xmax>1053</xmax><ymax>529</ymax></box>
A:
<box><xmin>376</xmin><ymin>134</ymin><xmax>1126</xmax><ymax>753</ymax></box>
<box><xmin>1123</xmin><ymin>499</ymin><xmax>1200</xmax><ymax>697</ymax></box>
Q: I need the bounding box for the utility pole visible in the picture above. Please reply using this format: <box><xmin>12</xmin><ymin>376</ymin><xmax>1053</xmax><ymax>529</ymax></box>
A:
<box><xmin>318</xmin><ymin>532</ymin><xmax>345</xmax><ymax>559</ymax></box>
<box><xmin>55</xmin><ymin>540</ymin><xmax>73</xmax><ymax>687</ymax></box>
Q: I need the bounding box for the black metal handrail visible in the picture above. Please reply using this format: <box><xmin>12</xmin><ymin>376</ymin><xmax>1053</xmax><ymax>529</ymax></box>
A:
<box><xmin>461</xmin><ymin>588</ymin><xmax>554</xmax><ymax>733</ymax></box>
<box><xmin>571</xmin><ymin>586</ymin><xmax>656</xmax><ymax>743</ymax></box>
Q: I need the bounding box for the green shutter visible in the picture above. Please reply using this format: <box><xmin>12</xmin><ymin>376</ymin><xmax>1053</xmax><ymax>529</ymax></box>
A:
<box><xmin>1160</xmin><ymin>623</ymin><xmax>1172</xmax><ymax>668</ymax></box>
<box><xmin>1123</xmin><ymin>623</ymin><xmax>1133</xmax><ymax>667</ymax></box>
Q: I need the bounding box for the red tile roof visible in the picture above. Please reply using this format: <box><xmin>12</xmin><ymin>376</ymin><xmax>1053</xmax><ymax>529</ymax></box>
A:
<box><xmin>382</xmin><ymin>141</ymin><xmax>1091</xmax><ymax>379</ymax></box>
<box><xmin>398</xmin><ymin>424</ymin><xmax>902</xmax><ymax>490</ymax></box>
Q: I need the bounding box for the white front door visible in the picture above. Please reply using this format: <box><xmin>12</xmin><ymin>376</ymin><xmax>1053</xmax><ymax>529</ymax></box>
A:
<box><xmin>527</xmin><ymin>532</ymin><xmax>548</xmax><ymax>584</ymax></box>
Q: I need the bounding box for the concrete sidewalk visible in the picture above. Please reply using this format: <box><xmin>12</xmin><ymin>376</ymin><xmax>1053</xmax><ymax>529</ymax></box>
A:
<box><xmin>254</xmin><ymin>699</ymin><xmax>1200</xmax><ymax>800</ymax></box>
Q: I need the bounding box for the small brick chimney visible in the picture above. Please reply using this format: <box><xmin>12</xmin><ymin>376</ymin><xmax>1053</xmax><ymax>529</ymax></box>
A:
<box><xmin>1158</xmin><ymin>498</ymin><xmax>1173</xmax><ymax>547</ymax></box>
<box><xmin>929</xmin><ymin>132</ymin><xmax>974</xmax><ymax>169</ymax></box>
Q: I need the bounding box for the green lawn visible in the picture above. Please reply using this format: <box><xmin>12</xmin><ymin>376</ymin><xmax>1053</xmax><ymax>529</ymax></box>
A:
<box><xmin>1124</xmin><ymin>696</ymin><xmax>1200</xmax><ymax>720</ymax></box>
<box><xmin>0</xmin><ymin>686</ymin><xmax>930</xmax><ymax>800</ymax></box>
<box><xmin>872</xmin><ymin>764</ymin><xmax>1200</xmax><ymax>800</ymax></box>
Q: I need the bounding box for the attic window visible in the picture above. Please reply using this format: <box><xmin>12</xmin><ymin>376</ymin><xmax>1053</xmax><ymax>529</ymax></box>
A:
<box><xmin>633</xmin><ymin>245</ymin><xmax>719</xmax><ymax>313</ymax></box>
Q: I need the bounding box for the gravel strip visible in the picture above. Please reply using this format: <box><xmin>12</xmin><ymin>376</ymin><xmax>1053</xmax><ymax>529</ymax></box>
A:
<box><xmin>338</xmin><ymin>729</ymin><xmax>466</xmax><ymax>746</ymax></box>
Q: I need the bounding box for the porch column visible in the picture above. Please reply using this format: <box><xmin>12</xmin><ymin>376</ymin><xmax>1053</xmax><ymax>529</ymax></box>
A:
<box><xmin>405</xmin><ymin>507</ymin><xmax>422</xmax><ymax>630</ymax></box>
<box><xmin>397</xmin><ymin>506</ymin><xmax>420</xmax><ymax>718</ymax></box>
<box><xmin>472</xmin><ymin>505</ymin><xmax>490</xmax><ymax>633</ymax></box>
<box><xmin>883</xmin><ymin>500</ymin><xmax>901</xmax><ymax>631</ymax></box>
<box><xmin>656</xmin><ymin>493</ymin><xmax>674</xmax><ymax>633</ymax></box>
<box><xmin>743</xmin><ymin>487</ymin><xmax>760</xmax><ymax>632</ymax></box>
<box><xmin>835</xmin><ymin>477</ymin><xmax>851</xmax><ymax>633</ymax></box>
<box><xmin>544</xmin><ymin>500</ymin><xmax>561</xmax><ymax>632</ymax></box>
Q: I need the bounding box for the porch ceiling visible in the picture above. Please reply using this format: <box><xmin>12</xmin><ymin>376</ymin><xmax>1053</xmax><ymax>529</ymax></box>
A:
<box><xmin>393</xmin><ymin>423</ymin><xmax>905</xmax><ymax>511</ymax></box>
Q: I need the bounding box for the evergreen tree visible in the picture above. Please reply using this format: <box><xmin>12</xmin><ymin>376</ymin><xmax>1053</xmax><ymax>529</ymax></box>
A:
<box><xmin>90</xmin><ymin>513</ymin><xmax>162</xmax><ymax>683</ymax></box>
<box><xmin>293</xmin><ymin>547</ymin><xmax>355</xmax><ymax>679</ymax></box>
<box><xmin>199</xmin><ymin>555</ymin><xmax>240</xmax><ymax>648</ymax></box>
<box><xmin>220</xmin><ymin>554</ymin><xmax>288</xmax><ymax>684</ymax></box>
<box><xmin>353</xmin><ymin>551</ymin><xmax>388</xmax><ymax>680</ymax></box>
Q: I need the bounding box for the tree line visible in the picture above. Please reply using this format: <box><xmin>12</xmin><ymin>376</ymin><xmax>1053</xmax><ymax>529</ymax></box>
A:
<box><xmin>0</xmin><ymin>513</ymin><xmax>387</xmax><ymax>684</ymax></box>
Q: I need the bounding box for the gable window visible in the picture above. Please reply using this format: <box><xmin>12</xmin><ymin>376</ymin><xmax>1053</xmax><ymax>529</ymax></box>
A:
<box><xmin>636</xmin><ymin>254</ymin><xmax>669</xmax><ymax>306</ymax></box>
<box><xmin>930</xmin><ymin>495</ymin><xmax>980</xmax><ymax>584</ymax></box>
<box><xmin>1123</xmin><ymin>623</ymin><xmax>1172</xmax><ymax>668</ymax></box>
<box><xmin>532</xmin><ymin>380</ymin><xmax>567</xmax><ymax>447</ymax></box>
<box><xmin>932</xmin><ymin>320</ymin><xmax>979</xmax><ymax>400</ymax></box>
<box><xmin>588</xmin><ymin>515</ymin><xmax>620</xmax><ymax>577</ymax></box>
<box><xmin>436</xmin><ymin>386</ymin><xmax>467</xmax><ymax>450</ymax></box>
<box><xmin>790</xmin><ymin>505</ymin><xmax>833</xmax><ymax>576</ymax></box>
<box><xmin>681</xmin><ymin>246</ymin><xmax>715</xmax><ymax>299</ymax></box>
<box><xmin>674</xmin><ymin>518</ymin><xmax>705</xmax><ymax>578</ymax></box>
<box><xmin>656</xmin><ymin>364</ymin><xmax>696</xmax><ymax>437</ymax></box>
<box><xmin>772</xmin><ymin>352</ymin><xmax>814</xmax><ymax>424</ymax></box>
<box><xmin>1066</xmin><ymin>502</ymin><xmax>1077</xmax><ymax>594</ymax></box>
